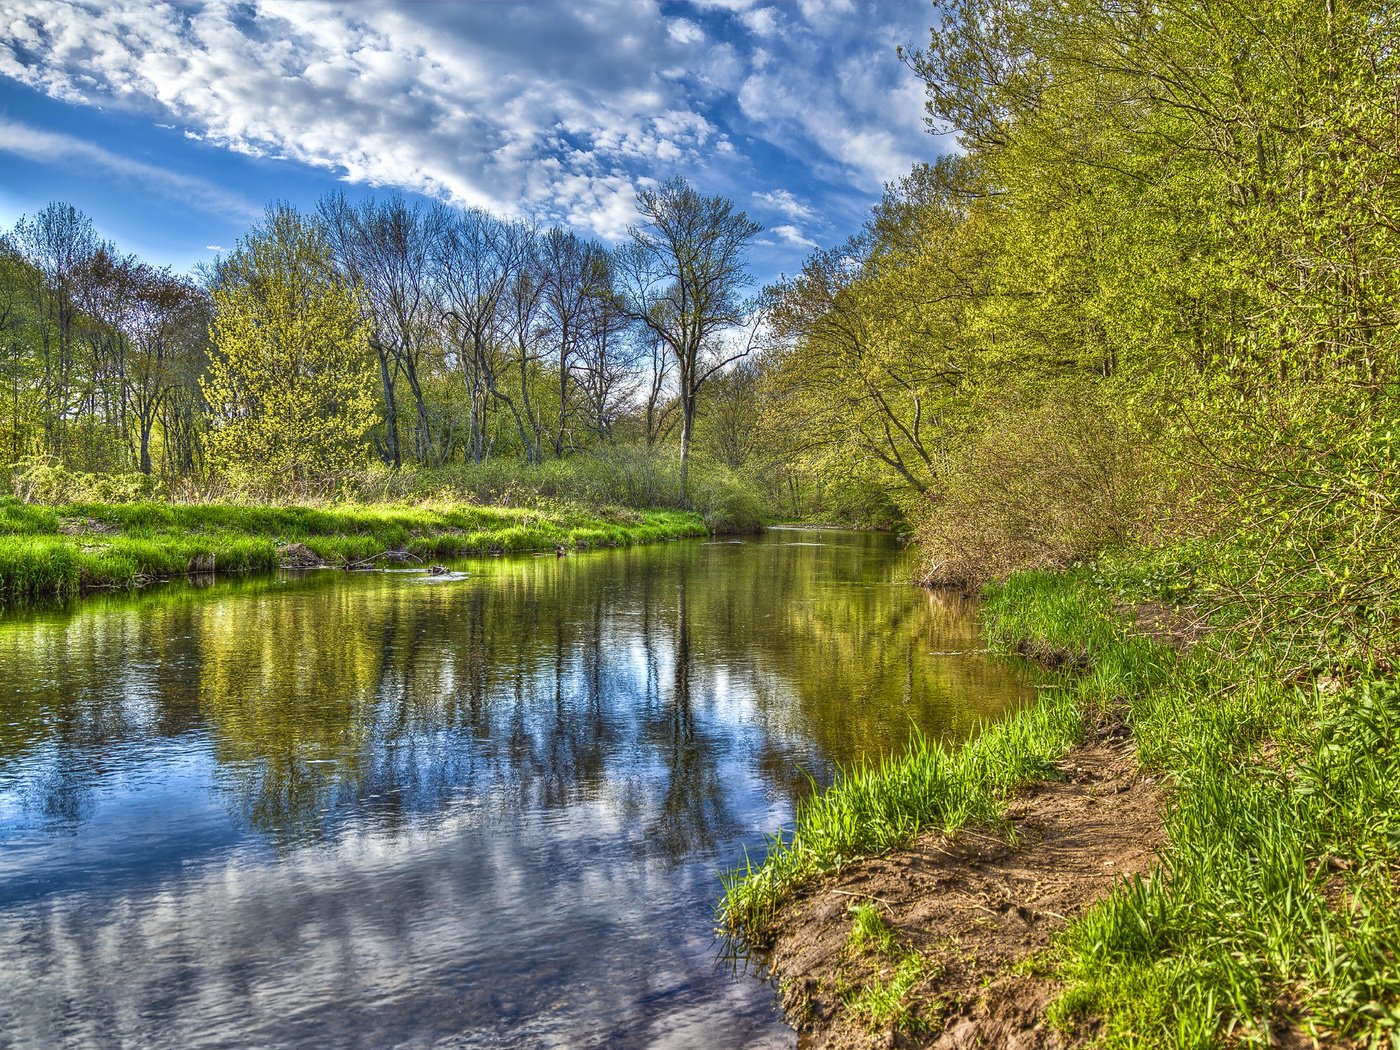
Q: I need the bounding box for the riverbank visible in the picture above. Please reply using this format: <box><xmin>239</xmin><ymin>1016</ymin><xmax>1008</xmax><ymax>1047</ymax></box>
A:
<box><xmin>0</xmin><ymin>496</ymin><xmax>707</xmax><ymax>607</ymax></box>
<box><xmin>722</xmin><ymin>559</ymin><xmax>1400</xmax><ymax>1047</ymax></box>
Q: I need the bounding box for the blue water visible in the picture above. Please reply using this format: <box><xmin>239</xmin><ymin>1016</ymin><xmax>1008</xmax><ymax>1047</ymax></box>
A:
<box><xmin>0</xmin><ymin>531</ymin><xmax>1032</xmax><ymax>1048</ymax></box>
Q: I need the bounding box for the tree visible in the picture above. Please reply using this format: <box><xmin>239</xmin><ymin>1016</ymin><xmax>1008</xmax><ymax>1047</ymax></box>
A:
<box><xmin>202</xmin><ymin>206</ymin><xmax>379</xmax><ymax>490</ymax></box>
<box><xmin>615</xmin><ymin>178</ymin><xmax>762</xmax><ymax>494</ymax></box>
<box><xmin>130</xmin><ymin>267</ymin><xmax>207</xmax><ymax>476</ymax></box>
<box><xmin>434</xmin><ymin>208</ymin><xmax>515</xmax><ymax>464</ymax></box>
<box><xmin>539</xmin><ymin>227</ymin><xmax>612</xmax><ymax>456</ymax></box>
<box><xmin>320</xmin><ymin>192</ymin><xmax>446</xmax><ymax>467</ymax></box>
<box><xmin>9</xmin><ymin>203</ymin><xmax>99</xmax><ymax>459</ymax></box>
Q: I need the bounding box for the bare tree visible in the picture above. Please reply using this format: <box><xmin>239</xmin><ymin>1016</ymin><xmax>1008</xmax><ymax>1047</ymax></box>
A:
<box><xmin>321</xmin><ymin>192</ymin><xmax>445</xmax><ymax>467</ymax></box>
<box><xmin>10</xmin><ymin>204</ymin><xmax>99</xmax><ymax>457</ymax></box>
<box><xmin>125</xmin><ymin>267</ymin><xmax>205</xmax><ymax>475</ymax></box>
<box><xmin>573</xmin><ymin>268</ymin><xmax>638</xmax><ymax>444</ymax></box>
<box><xmin>614</xmin><ymin>177</ymin><xmax>762</xmax><ymax>494</ymax></box>
<box><xmin>640</xmin><ymin>331</ymin><xmax>677</xmax><ymax>450</ymax></box>
<box><xmin>502</xmin><ymin>222</ymin><xmax>548</xmax><ymax>464</ymax></box>
<box><xmin>434</xmin><ymin>208</ymin><xmax>515</xmax><ymax>464</ymax></box>
<box><xmin>539</xmin><ymin>228</ymin><xmax>610</xmax><ymax>455</ymax></box>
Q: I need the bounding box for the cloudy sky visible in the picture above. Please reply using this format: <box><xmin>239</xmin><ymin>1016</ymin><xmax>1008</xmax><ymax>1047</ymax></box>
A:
<box><xmin>0</xmin><ymin>1</ymin><xmax>947</xmax><ymax>283</ymax></box>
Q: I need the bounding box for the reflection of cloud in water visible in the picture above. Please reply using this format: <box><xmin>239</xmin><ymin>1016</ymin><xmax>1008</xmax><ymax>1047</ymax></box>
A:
<box><xmin>0</xmin><ymin>532</ymin><xmax>1033</xmax><ymax>1047</ymax></box>
<box><xmin>0</xmin><ymin>798</ymin><xmax>786</xmax><ymax>1048</ymax></box>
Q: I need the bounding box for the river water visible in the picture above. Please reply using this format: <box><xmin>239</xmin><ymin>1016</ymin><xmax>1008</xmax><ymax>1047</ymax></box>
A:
<box><xmin>0</xmin><ymin>529</ymin><xmax>1033</xmax><ymax>1048</ymax></box>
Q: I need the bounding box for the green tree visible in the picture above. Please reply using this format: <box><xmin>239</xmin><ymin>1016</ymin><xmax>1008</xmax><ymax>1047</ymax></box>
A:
<box><xmin>202</xmin><ymin>206</ymin><xmax>379</xmax><ymax>491</ymax></box>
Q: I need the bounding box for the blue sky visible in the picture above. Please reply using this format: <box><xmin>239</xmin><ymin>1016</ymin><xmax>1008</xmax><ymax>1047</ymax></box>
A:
<box><xmin>0</xmin><ymin>1</ymin><xmax>949</xmax><ymax>285</ymax></box>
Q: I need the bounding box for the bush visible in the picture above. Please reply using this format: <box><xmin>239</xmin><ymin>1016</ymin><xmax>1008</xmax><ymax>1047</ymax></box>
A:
<box><xmin>690</xmin><ymin>469</ymin><xmax>766</xmax><ymax>534</ymax></box>
<box><xmin>10</xmin><ymin>457</ymin><xmax>168</xmax><ymax>505</ymax></box>
<box><xmin>913</xmin><ymin>387</ymin><xmax>1174</xmax><ymax>587</ymax></box>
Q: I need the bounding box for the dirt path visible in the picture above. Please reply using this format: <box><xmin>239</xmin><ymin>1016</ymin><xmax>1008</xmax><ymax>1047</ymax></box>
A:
<box><xmin>755</xmin><ymin>722</ymin><xmax>1165</xmax><ymax>1048</ymax></box>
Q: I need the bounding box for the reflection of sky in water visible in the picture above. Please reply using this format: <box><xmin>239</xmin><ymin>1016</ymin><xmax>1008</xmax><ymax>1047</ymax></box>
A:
<box><xmin>0</xmin><ymin>532</ymin><xmax>1034</xmax><ymax>1048</ymax></box>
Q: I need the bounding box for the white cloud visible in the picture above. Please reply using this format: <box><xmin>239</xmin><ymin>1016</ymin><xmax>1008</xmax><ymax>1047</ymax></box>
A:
<box><xmin>796</xmin><ymin>0</ymin><xmax>857</xmax><ymax>26</ymax></box>
<box><xmin>738</xmin><ymin>6</ymin><xmax>781</xmax><ymax>36</ymax></box>
<box><xmin>666</xmin><ymin>18</ymin><xmax>704</xmax><ymax>44</ymax></box>
<box><xmin>735</xmin><ymin>12</ymin><xmax>930</xmax><ymax>191</ymax></box>
<box><xmin>772</xmin><ymin>224</ymin><xmax>818</xmax><ymax>250</ymax></box>
<box><xmin>0</xmin><ymin>0</ymin><xmax>735</xmax><ymax>241</ymax></box>
<box><xmin>753</xmin><ymin>188</ymin><xmax>813</xmax><ymax>221</ymax></box>
<box><xmin>0</xmin><ymin>1</ymin><xmax>942</xmax><ymax>247</ymax></box>
<box><xmin>0</xmin><ymin>117</ymin><xmax>260</xmax><ymax>220</ymax></box>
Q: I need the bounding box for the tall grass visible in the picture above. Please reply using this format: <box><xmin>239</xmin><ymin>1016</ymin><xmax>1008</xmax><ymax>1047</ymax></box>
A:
<box><xmin>0</xmin><ymin>495</ymin><xmax>707</xmax><ymax>608</ymax></box>
<box><xmin>1050</xmin><ymin>642</ymin><xmax>1400</xmax><ymax>1045</ymax></box>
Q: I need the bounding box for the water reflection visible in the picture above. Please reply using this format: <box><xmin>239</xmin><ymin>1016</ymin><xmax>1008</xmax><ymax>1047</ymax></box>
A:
<box><xmin>0</xmin><ymin>531</ymin><xmax>1033</xmax><ymax>1047</ymax></box>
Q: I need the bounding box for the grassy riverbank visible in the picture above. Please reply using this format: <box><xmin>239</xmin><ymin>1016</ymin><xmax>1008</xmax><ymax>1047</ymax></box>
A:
<box><xmin>0</xmin><ymin>496</ymin><xmax>706</xmax><ymax>607</ymax></box>
<box><xmin>722</xmin><ymin>555</ymin><xmax>1400</xmax><ymax>1046</ymax></box>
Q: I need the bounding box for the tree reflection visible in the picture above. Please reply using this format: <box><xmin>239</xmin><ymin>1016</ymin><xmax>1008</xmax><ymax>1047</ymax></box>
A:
<box><xmin>0</xmin><ymin>534</ymin><xmax>1033</xmax><ymax>855</ymax></box>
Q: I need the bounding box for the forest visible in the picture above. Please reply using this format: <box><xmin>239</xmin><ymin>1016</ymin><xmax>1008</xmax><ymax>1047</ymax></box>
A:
<box><xmin>0</xmin><ymin>177</ymin><xmax>776</xmax><ymax>526</ymax></box>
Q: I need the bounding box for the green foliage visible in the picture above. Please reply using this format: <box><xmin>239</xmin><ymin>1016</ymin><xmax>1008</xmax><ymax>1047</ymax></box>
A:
<box><xmin>203</xmin><ymin>206</ymin><xmax>379</xmax><ymax>491</ymax></box>
<box><xmin>1</xmin><ymin>189</ymin><xmax>786</xmax><ymax>518</ymax></box>
<box><xmin>688</xmin><ymin>467</ymin><xmax>766</xmax><ymax>534</ymax></box>
<box><xmin>914</xmin><ymin>386</ymin><xmax>1173</xmax><ymax>586</ymax></box>
<box><xmin>9</xmin><ymin>456</ymin><xmax>168</xmax><ymax>504</ymax></box>
<box><xmin>752</xmin><ymin>0</ymin><xmax>1400</xmax><ymax>677</ymax></box>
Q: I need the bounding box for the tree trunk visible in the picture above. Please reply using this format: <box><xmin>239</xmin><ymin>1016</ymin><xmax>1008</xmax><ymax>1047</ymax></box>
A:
<box><xmin>377</xmin><ymin>347</ymin><xmax>400</xmax><ymax>468</ymax></box>
<box><xmin>678</xmin><ymin>394</ymin><xmax>695</xmax><ymax>501</ymax></box>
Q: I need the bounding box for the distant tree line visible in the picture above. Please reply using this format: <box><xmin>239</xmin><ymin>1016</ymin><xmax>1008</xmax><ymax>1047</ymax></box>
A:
<box><xmin>0</xmin><ymin>178</ymin><xmax>768</xmax><ymax>501</ymax></box>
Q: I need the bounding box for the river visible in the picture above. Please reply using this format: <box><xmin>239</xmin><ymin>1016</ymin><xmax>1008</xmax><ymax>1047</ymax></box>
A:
<box><xmin>0</xmin><ymin>529</ymin><xmax>1033</xmax><ymax>1048</ymax></box>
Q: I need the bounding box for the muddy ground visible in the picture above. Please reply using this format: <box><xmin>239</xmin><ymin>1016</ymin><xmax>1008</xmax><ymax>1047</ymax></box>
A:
<box><xmin>754</xmin><ymin>720</ymin><xmax>1165</xmax><ymax>1048</ymax></box>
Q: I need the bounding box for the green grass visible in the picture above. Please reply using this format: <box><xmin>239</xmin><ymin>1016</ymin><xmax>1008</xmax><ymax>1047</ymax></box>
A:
<box><xmin>1047</xmin><ymin>639</ymin><xmax>1400</xmax><ymax>1045</ymax></box>
<box><xmin>841</xmin><ymin>904</ymin><xmax>943</xmax><ymax>1034</ymax></box>
<box><xmin>0</xmin><ymin>495</ymin><xmax>706</xmax><ymax>608</ymax></box>
<box><xmin>723</xmin><ymin>555</ymin><xmax>1400</xmax><ymax>1046</ymax></box>
<box><xmin>848</xmin><ymin>903</ymin><xmax>899</xmax><ymax>955</ymax></box>
<box><xmin>721</xmin><ymin>689</ymin><xmax>1086</xmax><ymax>940</ymax></box>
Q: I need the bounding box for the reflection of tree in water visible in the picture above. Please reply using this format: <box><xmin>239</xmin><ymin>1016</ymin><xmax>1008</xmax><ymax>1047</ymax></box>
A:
<box><xmin>0</xmin><ymin>535</ymin><xmax>1031</xmax><ymax>855</ymax></box>
<box><xmin>640</xmin><ymin>560</ymin><xmax>741</xmax><ymax>860</ymax></box>
<box><xmin>0</xmin><ymin>604</ymin><xmax>209</xmax><ymax>830</ymax></box>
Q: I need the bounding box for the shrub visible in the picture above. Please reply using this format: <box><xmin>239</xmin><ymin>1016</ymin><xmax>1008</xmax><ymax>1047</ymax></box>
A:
<box><xmin>914</xmin><ymin>387</ymin><xmax>1174</xmax><ymax>587</ymax></box>
<box><xmin>10</xmin><ymin>457</ymin><xmax>168</xmax><ymax>505</ymax></box>
<box><xmin>691</xmin><ymin>471</ymin><xmax>766</xmax><ymax>534</ymax></box>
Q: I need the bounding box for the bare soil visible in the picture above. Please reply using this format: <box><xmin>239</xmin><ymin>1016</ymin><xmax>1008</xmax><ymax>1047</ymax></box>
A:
<box><xmin>58</xmin><ymin>517</ymin><xmax>118</xmax><ymax>536</ymax></box>
<box><xmin>755</xmin><ymin>720</ymin><xmax>1165</xmax><ymax>1049</ymax></box>
<box><xmin>275</xmin><ymin>542</ymin><xmax>324</xmax><ymax>568</ymax></box>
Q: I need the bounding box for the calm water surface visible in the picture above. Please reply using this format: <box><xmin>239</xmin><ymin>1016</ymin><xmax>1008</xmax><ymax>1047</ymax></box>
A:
<box><xmin>0</xmin><ymin>530</ymin><xmax>1033</xmax><ymax>1048</ymax></box>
